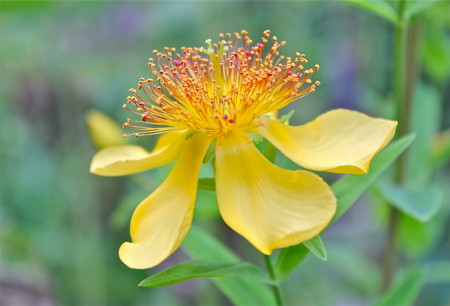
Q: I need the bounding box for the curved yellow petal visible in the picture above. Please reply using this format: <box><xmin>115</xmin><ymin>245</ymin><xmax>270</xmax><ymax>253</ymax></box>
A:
<box><xmin>90</xmin><ymin>131</ymin><xmax>187</xmax><ymax>176</ymax></box>
<box><xmin>256</xmin><ymin>109</ymin><xmax>397</xmax><ymax>174</ymax></box>
<box><xmin>215</xmin><ymin>133</ymin><xmax>336</xmax><ymax>254</ymax></box>
<box><xmin>85</xmin><ymin>110</ymin><xmax>123</xmax><ymax>149</ymax></box>
<box><xmin>119</xmin><ymin>133</ymin><xmax>211</xmax><ymax>269</ymax></box>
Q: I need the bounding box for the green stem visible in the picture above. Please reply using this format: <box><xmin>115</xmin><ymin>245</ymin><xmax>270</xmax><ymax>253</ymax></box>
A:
<box><xmin>382</xmin><ymin>0</ymin><xmax>409</xmax><ymax>291</ymax></box>
<box><xmin>264</xmin><ymin>255</ymin><xmax>285</xmax><ymax>306</ymax></box>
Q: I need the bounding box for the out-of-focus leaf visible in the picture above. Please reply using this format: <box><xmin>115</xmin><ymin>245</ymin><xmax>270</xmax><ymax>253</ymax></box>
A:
<box><xmin>275</xmin><ymin>243</ymin><xmax>308</xmax><ymax>281</ymax></box>
<box><xmin>139</xmin><ymin>260</ymin><xmax>274</xmax><ymax>287</ymax></box>
<box><xmin>85</xmin><ymin>110</ymin><xmax>123</xmax><ymax>149</ymax></box>
<box><xmin>432</xmin><ymin>129</ymin><xmax>450</xmax><ymax>166</ymax></box>
<box><xmin>303</xmin><ymin>235</ymin><xmax>327</xmax><ymax>261</ymax></box>
<box><xmin>332</xmin><ymin>134</ymin><xmax>415</xmax><ymax>221</ymax></box>
<box><xmin>405</xmin><ymin>0</ymin><xmax>439</xmax><ymax>20</ymax></box>
<box><xmin>340</xmin><ymin>0</ymin><xmax>398</xmax><ymax>24</ymax></box>
<box><xmin>198</xmin><ymin>178</ymin><xmax>215</xmax><ymax>191</ymax></box>
<box><xmin>195</xmin><ymin>189</ymin><xmax>220</xmax><ymax>219</ymax></box>
<box><xmin>275</xmin><ymin>135</ymin><xmax>414</xmax><ymax>281</ymax></box>
<box><xmin>398</xmin><ymin>215</ymin><xmax>433</xmax><ymax>259</ymax></box>
<box><xmin>407</xmin><ymin>85</ymin><xmax>441</xmax><ymax>186</ymax></box>
<box><xmin>376</xmin><ymin>268</ymin><xmax>424</xmax><ymax>306</ymax></box>
<box><xmin>183</xmin><ymin>226</ymin><xmax>277</xmax><ymax>306</ymax></box>
<box><xmin>424</xmin><ymin>261</ymin><xmax>450</xmax><ymax>284</ymax></box>
<box><xmin>422</xmin><ymin>5</ymin><xmax>450</xmax><ymax>83</ymax></box>
<box><xmin>377</xmin><ymin>183</ymin><xmax>442</xmax><ymax>221</ymax></box>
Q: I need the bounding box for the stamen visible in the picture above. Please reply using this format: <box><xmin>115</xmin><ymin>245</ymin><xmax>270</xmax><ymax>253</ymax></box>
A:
<box><xmin>122</xmin><ymin>30</ymin><xmax>320</xmax><ymax>138</ymax></box>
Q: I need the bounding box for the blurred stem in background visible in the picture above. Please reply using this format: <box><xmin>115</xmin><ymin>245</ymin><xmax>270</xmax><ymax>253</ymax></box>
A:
<box><xmin>383</xmin><ymin>0</ymin><xmax>422</xmax><ymax>291</ymax></box>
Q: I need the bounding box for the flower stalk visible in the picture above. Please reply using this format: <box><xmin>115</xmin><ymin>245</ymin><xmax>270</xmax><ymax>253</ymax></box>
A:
<box><xmin>264</xmin><ymin>255</ymin><xmax>285</xmax><ymax>306</ymax></box>
<box><xmin>383</xmin><ymin>0</ymin><xmax>416</xmax><ymax>291</ymax></box>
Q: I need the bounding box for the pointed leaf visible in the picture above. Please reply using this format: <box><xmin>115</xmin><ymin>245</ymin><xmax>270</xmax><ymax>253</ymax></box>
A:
<box><xmin>341</xmin><ymin>0</ymin><xmax>398</xmax><ymax>24</ymax></box>
<box><xmin>275</xmin><ymin>243</ymin><xmax>308</xmax><ymax>281</ymax></box>
<box><xmin>139</xmin><ymin>260</ymin><xmax>274</xmax><ymax>287</ymax></box>
<box><xmin>376</xmin><ymin>268</ymin><xmax>424</xmax><ymax>306</ymax></box>
<box><xmin>183</xmin><ymin>226</ymin><xmax>277</xmax><ymax>306</ymax></box>
<box><xmin>377</xmin><ymin>183</ymin><xmax>442</xmax><ymax>221</ymax></box>
<box><xmin>280</xmin><ymin>110</ymin><xmax>295</xmax><ymax>124</ymax></box>
<box><xmin>303</xmin><ymin>235</ymin><xmax>327</xmax><ymax>261</ymax></box>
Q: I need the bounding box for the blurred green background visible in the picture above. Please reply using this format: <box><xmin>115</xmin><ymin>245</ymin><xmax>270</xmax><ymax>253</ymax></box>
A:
<box><xmin>1</xmin><ymin>1</ymin><xmax>449</xmax><ymax>305</ymax></box>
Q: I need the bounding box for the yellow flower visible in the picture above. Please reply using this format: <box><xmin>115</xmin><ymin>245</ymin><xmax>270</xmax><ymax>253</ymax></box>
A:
<box><xmin>90</xmin><ymin>30</ymin><xmax>397</xmax><ymax>269</ymax></box>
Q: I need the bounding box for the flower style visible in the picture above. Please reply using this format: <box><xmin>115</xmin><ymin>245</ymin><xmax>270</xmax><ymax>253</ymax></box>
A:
<box><xmin>90</xmin><ymin>30</ymin><xmax>397</xmax><ymax>269</ymax></box>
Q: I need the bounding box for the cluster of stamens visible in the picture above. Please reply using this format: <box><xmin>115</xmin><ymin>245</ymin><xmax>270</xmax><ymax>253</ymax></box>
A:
<box><xmin>122</xmin><ymin>30</ymin><xmax>320</xmax><ymax>138</ymax></box>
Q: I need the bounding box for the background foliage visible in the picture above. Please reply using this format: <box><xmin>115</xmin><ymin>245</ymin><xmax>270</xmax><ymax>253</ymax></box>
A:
<box><xmin>1</xmin><ymin>1</ymin><xmax>449</xmax><ymax>305</ymax></box>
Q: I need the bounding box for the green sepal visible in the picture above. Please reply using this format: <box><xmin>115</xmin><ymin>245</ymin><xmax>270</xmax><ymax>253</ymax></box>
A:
<box><xmin>279</xmin><ymin>110</ymin><xmax>295</xmax><ymax>124</ymax></box>
<box><xmin>203</xmin><ymin>141</ymin><xmax>216</xmax><ymax>164</ymax></box>
<box><xmin>185</xmin><ymin>130</ymin><xmax>196</xmax><ymax>140</ymax></box>
<box><xmin>246</xmin><ymin>131</ymin><xmax>264</xmax><ymax>144</ymax></box>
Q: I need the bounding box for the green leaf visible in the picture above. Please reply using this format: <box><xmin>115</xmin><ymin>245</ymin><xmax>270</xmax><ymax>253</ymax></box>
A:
<box><xmin>376</xmin><ymin>268</ymin><xmax>424</xmax><ymax>306</ymax></box>
<box><xmin>332</xmin><ymin>134</ymin><xmax>415</xmax><ymax>221</ymax></box>
<box><xmin>340</xmin><ymin>0</ymin><xmax>398</xmax><ymax>24</ymax></box>
<box><xmin>275</xmin><ymin>135</ymin><xmax>414</xmax><ymax>281</ymax></box>
<box><xmin>198</xmin><ymin>178</ymin><xmax>215</xmax><ymax>191</ymax></box>
<box><xmin>424</xmin><ymin>261</ymin><xmax>450</xmax><ymax>284</ymax></box>
<box><xmin>139</xmin><ymin>260</ymin><xmax>274</xmax><ymax>287</ymax></box>
<box><xmin>183</xmin><ymin>226</ymin><xmax>277</xmax><ymax>306</ymax></box>
<box><xmin>275</xmin><ymin>243</ymin><xmax>308</xmax><ymax>281</ymax></box>
<box><xmin>303</xmin><ymin>235</ymin><xmax>327</xmax><ymax>261</ymax></box>
<box><xmin>377</xmin><ymin>183</ymin><xmax>442</xmax><ymax>222</ymax></box>
<box><xmin>405</xmin><ymin>0</ymin><xmax>440</xmax><ymax>20</ymax></box>
<box><xmin>279</xmin><ymin>110</ymin><xmax>295</xmax><ymax>124</ymax></box>
<box><xmin>407</xmin><ymin>84</ymin><xmax>442</xmax><ymax>186</ymax></box>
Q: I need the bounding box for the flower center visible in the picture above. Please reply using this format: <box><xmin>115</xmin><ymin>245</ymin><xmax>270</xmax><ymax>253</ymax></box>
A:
<box><xmin>123</xmin><ymin>30</ymin><xmax>320</xmax><ymax>138</ymax></box>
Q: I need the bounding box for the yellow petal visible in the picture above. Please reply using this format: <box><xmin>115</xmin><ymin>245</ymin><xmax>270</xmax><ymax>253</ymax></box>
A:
<box><xmin>90</xmin><ymin>131</ymin><xmax>187</xmax><ymax>176</ymax></box>
<box><xmin>215</xmin><ymin>133</ymin><xmax>336</xmax><ymax>254</ymax></box>
<box><xmin>256</xmin><ymin>109</ymin><xmax>397</xmax><ymax>174</ymax></box>
<box><xmin>85</xmin><ymin>110</ymin><xmax>123</xmax><ymax>149</ymax></box>
<box><xmin>119</xmin><ymin>133</ymin><xmax>211</xmax><ymax>269</ymax></box>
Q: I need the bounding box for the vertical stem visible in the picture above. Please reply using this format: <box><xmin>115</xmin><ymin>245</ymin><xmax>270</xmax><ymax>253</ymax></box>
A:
<box><xmin>382</xmin><ymin>0</ymin><xmax>408</xmax><ymax>291</ymax></box>
<box><xmin>264</xmin><ymin>255</ymin><xmax>285</xmax><ymax>306</ymax></box>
